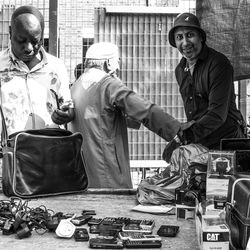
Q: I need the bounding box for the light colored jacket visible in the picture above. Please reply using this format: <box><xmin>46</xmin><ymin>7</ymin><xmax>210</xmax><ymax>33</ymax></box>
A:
<box><xmin>0</xmin><ymin>46</ymin><xmax>71</xmax><ymax>135</ymax></box>
<box><xmin>69</xmin><ymin>68</ymin><xmax>180</xmax><ymax>188</ymax></box>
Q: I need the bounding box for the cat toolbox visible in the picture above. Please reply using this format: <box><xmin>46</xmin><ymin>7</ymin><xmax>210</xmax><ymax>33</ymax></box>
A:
<box><xmin>226</xmin><ymin>174</ymin><xmax>250</xmax><ymax>250</ymax></box>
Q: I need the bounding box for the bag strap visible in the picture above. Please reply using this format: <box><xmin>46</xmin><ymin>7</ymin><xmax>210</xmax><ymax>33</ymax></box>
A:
<box><xmin>0</xmin><ymin>104</ymin><xmax>8</xmax><ymax>147</ymax></box>
<box><xmin>0</xmin><ymin>78</ymin><xmax>10</xmax><ymax>146</ymax></box>
<box><xmin>139</xmin><ymin>181</ymin><xmax>175</xmax><ymax>200</ymax></box>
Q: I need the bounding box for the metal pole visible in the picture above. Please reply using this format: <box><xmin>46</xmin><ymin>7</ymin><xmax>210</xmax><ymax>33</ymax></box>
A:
<box><xmin>238</xmin><ymin>80</ymin><xmax>247</xmax><ymax>121</ymax></box>
<box><xmin>49</xmin><ymin>0</ymin><xmax>58</xmax><ymax>57</ymax></box>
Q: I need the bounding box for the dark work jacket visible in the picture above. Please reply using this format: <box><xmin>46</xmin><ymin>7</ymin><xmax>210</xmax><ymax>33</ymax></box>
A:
<box><xmin>175</xmin><ymin>44</ymin><xmax>246</xmax><ymax>149</ymax></box>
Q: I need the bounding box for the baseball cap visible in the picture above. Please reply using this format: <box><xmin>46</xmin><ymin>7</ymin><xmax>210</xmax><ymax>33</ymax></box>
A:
<box><xmin>168</xmin><ymin>12</ymin><xmax>206</xmax><ymax>48</ymax></box>
<box><xmin>85</xmin><ymin>42</ymin><xmax>119</xmax><ymax>60</ymax></box>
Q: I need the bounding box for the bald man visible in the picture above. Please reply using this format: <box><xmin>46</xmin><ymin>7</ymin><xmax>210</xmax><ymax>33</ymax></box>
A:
<box><xmin>0</xmin><ymin>5</ymin><xmax>74</xmax><ymax>135</ymax></box>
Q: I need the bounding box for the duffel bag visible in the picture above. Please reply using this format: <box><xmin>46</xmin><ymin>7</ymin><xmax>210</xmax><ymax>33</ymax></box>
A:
<box><xmin>1</xmin><ymin>106</ymin><xmax>88</xmax><ymax>198</ymax></box>
<box><xmin>136</xmin><ymin>143</ymin><xmax>208</xmax><ymax>205</ymax></box>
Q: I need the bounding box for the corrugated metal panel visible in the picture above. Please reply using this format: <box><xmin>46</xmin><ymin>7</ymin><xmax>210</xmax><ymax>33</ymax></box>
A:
<box><xmin>94</xmin><ymin>7</ymin><xmax>185</xmax><ymax>160</ymax></box>
<box><xmin>0</xmin><ymin>4</ymin><xmax>14</xmax><ymax>50</ymax></box>
<box><xmin>0</xmin><ymin>1</ymin><xmax>49</xmax><ymax>50</ymax></box>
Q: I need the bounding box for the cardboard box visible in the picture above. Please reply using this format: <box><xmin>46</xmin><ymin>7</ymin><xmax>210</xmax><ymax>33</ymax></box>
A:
<box><xmin>207</xmin><ymin>151</ymin><xmax>235</xmax><ymax>178</ymax></box>
<box><xmin>176</xmin><ymin>204</ymin><xmax>196</xmax><ymax>220</ymax></box>
<box><xmin>206</xmin><ymin>151</ymin><xmax>235</xmax><ymax>212</ymax></box>
<box><xmin>196</xmin><ymin>213</ymin><xmax>229</xmax><ymax>250</ymax></box>
<box><xmin>206</xmin><ymin>177</ymin><xmax>229</xmax><ymax>212</ymax></box>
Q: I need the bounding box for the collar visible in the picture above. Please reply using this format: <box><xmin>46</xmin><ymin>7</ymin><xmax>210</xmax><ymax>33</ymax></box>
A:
<box><xmin>180</xmin><ymin>44</ymin><xmax>209</xmax><ymax>69</ymax></box>
<box><xmin>80</xmin><ymin>68</ymin><xmax>107</xmax><ymax>86</ymax></box>
<box><xmin>9</xmin><ymin>44</ymin><xmax>48</xmax><ymax>67</ymax></box>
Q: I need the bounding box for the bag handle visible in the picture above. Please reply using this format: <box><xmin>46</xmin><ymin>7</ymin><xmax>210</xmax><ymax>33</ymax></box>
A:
<box><xmin>230</xmin><ymin>177</ymin><xmax>250</xmax><ymax>204</ymax></box>
<box><xmin>0</xmin><ymin>104</ymin><xmax>8</xmax><ymax>147</ymax></box>
<box><xmin>226</xmin><ymin>202</ymin><xmax>241</xmax><ymax>249</ymax></box>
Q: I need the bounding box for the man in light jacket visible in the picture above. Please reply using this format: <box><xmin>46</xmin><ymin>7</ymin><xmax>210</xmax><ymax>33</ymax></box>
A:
<box><xmin>69</xmin><ymin>42</ymin><xmax>181</xmax><ymax>188</ymax></box>
<box><xmin>0</xmin><ymin>5</ymin><xmax>74</xmax><ymax>136</ymax></box>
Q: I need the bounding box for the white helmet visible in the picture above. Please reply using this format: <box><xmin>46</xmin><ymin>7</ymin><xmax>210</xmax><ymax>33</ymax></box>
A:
<box><xmin>85</xmin><ymin>42</ymin><xmax>119</xmax><ymax>60</ymax></box>
<box><xmin>86</xmin><ymin>42</ymin><xmax>120</xmax><ymax>75</ymax></box>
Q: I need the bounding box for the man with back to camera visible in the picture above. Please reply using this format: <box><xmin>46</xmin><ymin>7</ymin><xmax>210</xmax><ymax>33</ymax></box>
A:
<box><xmin>69</xmin><ymin>42</ymin><xmax>182</xmax><ymax>188</ymax></box>
<box><xmin>0</xmin><ymin>5</ymin><xmax>74</xmax><ymax>137</ymax></box>
<box><xmin>163</xmin><ymin>12</ymin><xmax>247</xmax><ymax>161</ymax></box>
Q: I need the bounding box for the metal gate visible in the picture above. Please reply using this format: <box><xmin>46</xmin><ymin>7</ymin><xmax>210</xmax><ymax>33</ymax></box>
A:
<box><xmin>0</xmin><ymin>1</ymin><xmax>48</xmax><ymax>50</ymax></box>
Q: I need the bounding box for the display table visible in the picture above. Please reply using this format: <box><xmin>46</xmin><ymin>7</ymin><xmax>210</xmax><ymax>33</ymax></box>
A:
<box><xmin>0</xmin><ymin>189</ymin><xmax>199</xmax><ymax>250</ymax></box>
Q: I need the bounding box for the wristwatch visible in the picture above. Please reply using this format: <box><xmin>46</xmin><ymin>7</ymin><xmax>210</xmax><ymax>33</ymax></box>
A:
<box><xmin>173</xmin><ymin>134</ymin><xmax>181</xmax><ymax>144</ymax></box>
<box><xmin>173</xmin><ymin>129</ymin><xmax>186</xmax><ymax>145</ymax></box>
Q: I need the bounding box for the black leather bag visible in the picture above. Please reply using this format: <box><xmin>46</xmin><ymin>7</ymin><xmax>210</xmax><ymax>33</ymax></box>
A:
<box><xmin>226</xmin><ymin>175</ymin><xmax>250</xmax><ymax>250</ymax></box>
<box><xmin>1</xmin><ymin>107</ymin><xmax>88</xmax><ymax>198</ymax></box>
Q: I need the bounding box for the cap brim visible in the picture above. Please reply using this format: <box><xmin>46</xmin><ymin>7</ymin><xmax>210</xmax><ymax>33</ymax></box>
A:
<box><xmin>168</xmin><ymin>25</ymin><xmax>206</xmax><ymax>48</ymax></box>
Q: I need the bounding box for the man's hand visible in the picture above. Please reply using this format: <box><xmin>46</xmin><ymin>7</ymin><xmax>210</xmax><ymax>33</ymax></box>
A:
<box><xmin>51</xmin><ymin>106</ymin><xmax>75</xmax><ymax>125</ymax></box>
<box><xmin>162</xmin><ymin>139</ymin><xmax>181</xmax><ymax>163</ymax></box>
<box><xmin>162</xmin><ymin>129</ymin><xmax>187</xmax><ymax>163</ymax></box>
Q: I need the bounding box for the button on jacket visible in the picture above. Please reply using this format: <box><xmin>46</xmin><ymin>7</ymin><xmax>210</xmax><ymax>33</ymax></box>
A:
<box><xmin>69</xmin><ymin>68</ymin><xmax>180</xmax><ymax>188</ymax></box>
<box><xmin>0</xmin><ymin>46</ymin><xmax>72</xmax><ymax>135</ymax></box>
<box><xmin>175</xmin><ymin>44</ymin><xmax>245</xmax><ymax>149</ymax></box>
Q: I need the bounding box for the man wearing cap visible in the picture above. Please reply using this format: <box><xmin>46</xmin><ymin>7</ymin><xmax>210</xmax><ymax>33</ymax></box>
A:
<box><xmin>167</xmin><ymin>12</ymin><xmax>246</xmax><ymax>151</ymax></box>
<box><xmin>0</xmin><ymin>5</ymin><xmax>74</xmax><ymax>136</ymax></box>
<box><xmin>69</xmin><ymin>42</ymin><xmax>181</xmax><ymax>189</ymax></box>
